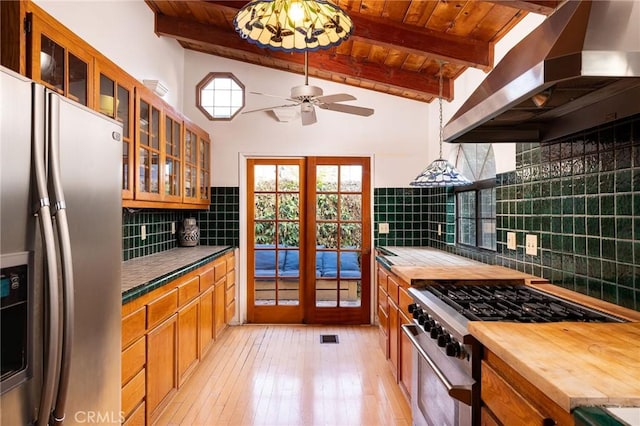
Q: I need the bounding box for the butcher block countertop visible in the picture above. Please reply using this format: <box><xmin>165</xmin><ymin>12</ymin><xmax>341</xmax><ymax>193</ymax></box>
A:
<box><xmin>377</xmin><ymin>246</ymin><xmax>545</xmax><ymax>285</ymax></box>
<box><xmin>469</xmin><ymin>321</ymin><xmax>640</xmax><ymax>412</ymax></box>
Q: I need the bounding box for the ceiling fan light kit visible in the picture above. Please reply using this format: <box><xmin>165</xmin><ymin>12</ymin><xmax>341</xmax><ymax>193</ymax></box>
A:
<box><xmin>410</xmin><ymin>61</ymin><xmax>471</xmax><ymax>188</ymax></box>
<box><xmin>233</xmin><ymin>0</ymin><xmax>353</xmax><ymax>52</ymax></box>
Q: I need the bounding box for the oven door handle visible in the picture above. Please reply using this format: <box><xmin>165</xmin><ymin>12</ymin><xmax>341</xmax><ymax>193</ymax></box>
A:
<box><xmin>402</xmin><ymin>324</ymin><xmax>474</xmax><ymax>406</ymax></box>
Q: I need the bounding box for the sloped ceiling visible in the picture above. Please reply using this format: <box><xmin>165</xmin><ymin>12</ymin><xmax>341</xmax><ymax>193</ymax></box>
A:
<box><xmin>146</xmin><ymin>0</ymin><xmax>560</xmax><ymax>102</ymax></box>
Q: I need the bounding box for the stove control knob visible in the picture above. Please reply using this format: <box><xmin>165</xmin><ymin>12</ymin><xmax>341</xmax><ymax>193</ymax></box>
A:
<box><xmin>423</xmin><ymin>318</ymin><xmax>435</xmax><ymax>332</ymax></box>
<box><xmin>446</xmin><ymin>341</ymin><xmax>461</xmax><ymax>357</ymax></box>
<box><xmin>430</xmin><ymin>325</ymin><xmax>442</xmax><ymax>339</ymax></box>
<box><xmin>437</xmin><ymin>333</ymin><xmax>451</xmax><ymax>347</ymax></box>
<box><xmin>408</xmin><ymin>303</ymin><xmax>418</xmax><ymax>314</ymax></box>
<box><xmin>412</xmin><ymin>308</ymin><xmax>423</xmax><ymax>320</ymax></box>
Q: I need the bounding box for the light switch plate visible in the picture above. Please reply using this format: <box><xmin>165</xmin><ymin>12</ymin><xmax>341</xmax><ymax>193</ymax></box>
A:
<box><xmin>171</xmin><ymin>222</ymin><xmax>176</xmax><ymax>235</ymax></box>
<box><xmin>507</xmin><ymin>232</ymin><xmax>516</xmax><ymax>250</ymax></box>
<box><xmin>378</xmin><ymin>223</ymin><xmax>389</xmax><ymax>234</ymax></box>
<box><xmin>437</xmin><ymin>223</ymin><xmax>442</xmax><ymax>236</ymax></box>
<box><xmin>525</xmin><ymin>234</ymin><xmax>537</xmax><ymax>255</ymax></box>
<box><xmin>141</xmin><ymin>225</ymin><xmax>147</xmax><ymax>241</ymax></box>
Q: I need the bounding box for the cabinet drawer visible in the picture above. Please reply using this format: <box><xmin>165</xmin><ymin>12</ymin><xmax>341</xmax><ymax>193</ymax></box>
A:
<box><xmin>199</xmin><ymin>267</ymin><xmax>214</xmax><ymax>291</ymax></box>
<box><xmin>377</xmin><ymin>305</ymin><xmax>388</xmax><ymax>332</ymax></box>
<box><xmin>122</xmin><ymin>368</ymin><xmax>145</xmax><ymax>419</ymax></box>
<box><xmin>481</xmin><ymin>361</ymin><xmax>553</xmax><ymax>426</ymax></box>
<box><xmin>399</xmin><ymin>287</ymin><xmax>413</xmax><ymax>318</ymax></box>
<box><xmin>147</xmin><ymin>289</ymin><xmax>178</xmax><ymax>329</ymax></box>
<box><xmin>387</xmin><ymin>275</ymin><xmax>400</xmax><ymax>305</ymax></box>
<box><xmin>122</xmin><ymin>306</ymin><xmax>146</xmax><ymax>349</ymax></box>
<box><xmin>378</xmin><ymin>286</ymin><xmax>388</xmax><ymax>314</ymax></box>
<box><xmin>226</xmin><ymin>269</ymin><xmax>235</xmax><ymax>289</ymax></box>
<box><xmin>122</xmin><ymin>336</ymin><xmax>145</xmax><ymax>385</ymax></box>
<box><xmin>226</xmin><ymin>254</ymin><xmax>235</xmax><ymax>271</ymax></box>
<box><xmin>214</xmin><ymin>258</ymin><xmax>227</xmax><ymax>282</ymax></box>
<box><xmin>178</xmin><ymin>275</ymin><xmax>200</xmax><ymax>306</ymax></box>
<box><xmin>123</xmin><ymin>401</ymin><xmax>145</xmax><ymax>426</ymax></box>
<box><xmin>225</xmin><ymin>298</ymin><xmax>236</xmax><ymax>323</ymax></box>
<box><xmin>377</xmin><ymin>266</ymin><xmax>388</xmax><ymax>293</ymax></box>
<box><xmin>225</xmin><ymin>283</ymin><xmax>235</xmax><ymax>305</ymax></box>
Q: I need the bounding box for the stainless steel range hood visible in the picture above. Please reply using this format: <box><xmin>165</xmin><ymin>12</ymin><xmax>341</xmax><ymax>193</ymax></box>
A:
<box><xmin>443</xmin><ymin>0</ymin><xmax>640</xmax><ymax>144</ymax></box>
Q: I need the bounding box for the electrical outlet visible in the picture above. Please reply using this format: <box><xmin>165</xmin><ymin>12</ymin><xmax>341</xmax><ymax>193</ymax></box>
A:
<box><xmin>378</xmin><ymin>223</ymin><xmax>389</xmax><ymax>234</ymax></box>
<box><xmin>171</xmin><ymin>222</ymin><xmax>176</xmax><ymax>235</ymax></box>
<box><xmin>506</xmin><ymin>232</ymin><xmax>516</xmax><ymax>250</ymax></box>
<box><xmin>437</xmin><ymin>223</ymin><xmax>442</xmax><ymax>236</ymax></box>
<box><xmin>526</xmin><ymin>234</ymin><xmax>538</xmax><ymax>255</ymax></box>
<box><xmin>141</xmin><ymin>225</ymin><xmax>147</xmax><ymax>241</ymax></box>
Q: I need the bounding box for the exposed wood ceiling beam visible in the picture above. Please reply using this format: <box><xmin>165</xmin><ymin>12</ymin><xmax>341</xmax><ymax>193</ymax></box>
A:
<box><xmin>205</xmin><ymin>0</ymin><xmax>493</xmax><ymax>70</ymax></box>
<box><xmin>493</xmin><ymin>0</ymin><xmax>560</xmax><ymax>15</ymax></box>
<box><xmin>155</xmin><ymin>13</ymin><xmax>453</xmax><ymax>99</ymax></box>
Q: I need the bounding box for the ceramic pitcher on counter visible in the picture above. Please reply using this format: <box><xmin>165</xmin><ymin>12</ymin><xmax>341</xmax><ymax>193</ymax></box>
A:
<box><xmin>178</xmin><ymin>218</ymin><xmax>199</xmax><ymax>247</ymax></box>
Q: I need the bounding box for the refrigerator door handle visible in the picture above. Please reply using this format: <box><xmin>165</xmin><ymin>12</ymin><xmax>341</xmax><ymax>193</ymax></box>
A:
<box><xmin>47</xmin><ymin>93</ymin><xmax>75</xmax><ymax>426</ymax></box>
<box><xmin>32</xmin><ymin>85</ymin><xmax>61</xmax><ymax>426</ymax></box>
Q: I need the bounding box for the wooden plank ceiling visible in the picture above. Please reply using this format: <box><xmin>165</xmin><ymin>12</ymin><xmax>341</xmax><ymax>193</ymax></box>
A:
<box><xmin>145</xmin><ymin>0</ymin><xmax>560</xmax><ymax>102</ymax></box>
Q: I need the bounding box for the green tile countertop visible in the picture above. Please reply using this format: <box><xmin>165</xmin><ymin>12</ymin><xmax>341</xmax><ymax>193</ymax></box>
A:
<box><xmin>122</xmin><ymin>246</ymin><xmax>233</xmax><ymax>304</ymax></box>
<box><xmin>376</xmin><ymin>246</ymin><xmax>484</xmax><ymax>269</ymax></box>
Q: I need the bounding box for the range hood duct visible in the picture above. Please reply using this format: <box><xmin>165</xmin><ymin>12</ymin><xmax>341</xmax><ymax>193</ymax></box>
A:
<box><xmin>444</xmin><ymin>0</ymin><xmax>640</xmax><ymax>144</ymax></box>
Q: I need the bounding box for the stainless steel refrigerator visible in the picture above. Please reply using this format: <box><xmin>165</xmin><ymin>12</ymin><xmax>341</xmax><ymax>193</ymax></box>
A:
<box><xmin>1</xmin><ymin>66</ymin><xmax>122</xmax><ymax>425</ymax></box>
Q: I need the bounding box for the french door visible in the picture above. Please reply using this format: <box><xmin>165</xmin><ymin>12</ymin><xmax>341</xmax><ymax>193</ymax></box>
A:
<box><xmin>246</xmin><ymin>157</ymin><xmax>371</xmax><ymax>324</ymax></box>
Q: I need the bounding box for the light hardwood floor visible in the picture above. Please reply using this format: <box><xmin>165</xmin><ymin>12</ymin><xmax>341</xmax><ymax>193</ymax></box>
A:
<box><xmin>156</xmin><ymin>325</ymin><xmax>412</xmax><ymax>426</ymax></box>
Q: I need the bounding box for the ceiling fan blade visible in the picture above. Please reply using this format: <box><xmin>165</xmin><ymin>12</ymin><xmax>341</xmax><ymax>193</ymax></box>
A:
<box><xmin>249</xmin><ymin>91</ymin><xmax>296</xmax><ymax>102</ymax></box>
<box><xmin>315</xmin><ymin>93</ymin><xmax>356</xmax><ymax>104</ymax></box>
<box><xmin>318</xmin><ymin>103</ymin><xmax>374</xmax><ymax>117</ymax></box>
<box><xmin>301</xmin><ymin>105</ymin><xmax>317</xmax><ymax>126</ymax></box>
<box><xmin>242</xmin><ymin>103</ymin><xmax>299</xmax><ymax>114</ymax></box>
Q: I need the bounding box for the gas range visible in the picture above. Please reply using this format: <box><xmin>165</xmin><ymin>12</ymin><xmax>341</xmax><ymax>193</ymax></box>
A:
<box><xmin>403</xmin><ymin>283</ymin><xmax>625</xmax><ymax>426</ymax></box>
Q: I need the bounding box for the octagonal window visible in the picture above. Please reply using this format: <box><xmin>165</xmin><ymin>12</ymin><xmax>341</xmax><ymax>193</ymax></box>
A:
<box><xmin>196</xmin><ymin>72</ymin><xmax>245</xmax><ymax>121</ymax></box>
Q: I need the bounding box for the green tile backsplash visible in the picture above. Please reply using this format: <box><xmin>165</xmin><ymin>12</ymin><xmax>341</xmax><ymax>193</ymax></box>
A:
<box><xmin>495</xmin><ymin>114</ymin><xmax>640</xmax><ymax>311</ymax></box>
<box><xmin>198</xmin><ymin>187</ymin><xmax>240</xmax><ymax>247</ymax></box>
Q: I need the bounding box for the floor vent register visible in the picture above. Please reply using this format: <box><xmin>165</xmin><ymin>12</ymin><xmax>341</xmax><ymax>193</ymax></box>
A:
<box><xmin>320</xmin><ymin>334</ymin><xmax>339</xmax><ymax>344</ymax></box>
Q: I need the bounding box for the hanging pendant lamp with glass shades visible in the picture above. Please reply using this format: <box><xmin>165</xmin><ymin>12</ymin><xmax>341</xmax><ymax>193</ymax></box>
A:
<box><xmin>410</xmin><ymin>62</ymin><xmax>471</xmax><ymax>187</ymax></box>
<box><xmin>233</xmin><ymin>0</ymin><xmax>353</xmax><ymax>52</ymax></box>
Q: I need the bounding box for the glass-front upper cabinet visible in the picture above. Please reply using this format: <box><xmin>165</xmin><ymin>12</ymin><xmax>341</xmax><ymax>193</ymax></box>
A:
<box><xmin>135</xmin><ymin>87</ymin><xmax>162</xmax><ymax>202</ymax></box>
<box><xmin>199</xmin><ymin>133</ymin><xmax>211</xmax><ymax>205</ymax></box>
<box><xmin>183</xmin><ymin>125</ymin><xmax>199</xmax><ymax>204</ymax></box>
<box><xmin>29</xmin><ymin>13</ymin><xmax>93</xmax><ymax>107</ymax></box>
<box><xmin>95</xmin><ymin>60</ymin><xmax>135</xmax><ymax>199</ymax></box>
<box><xmin>164</xmin><ymin>108</ymin><xmax>182</xmax><ymax>203</ymax></box>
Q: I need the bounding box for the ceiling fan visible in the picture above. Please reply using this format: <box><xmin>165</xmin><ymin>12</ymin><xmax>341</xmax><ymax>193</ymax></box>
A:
<box><xmin>243</xmin><ymin>51</ymin><xmax>374</xmax><ymax>125</ymax></box>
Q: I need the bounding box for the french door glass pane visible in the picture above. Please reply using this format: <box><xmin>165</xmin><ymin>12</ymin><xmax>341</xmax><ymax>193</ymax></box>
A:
<box><xmin>340</xmin><ymin>224</ymin><xmax>362</xmax><ymax>248</ymax></box>
<box><xmin>254</xmin><ymin>222</ymin><xmax>276</xmax><ymax>244</ymax></box>
<box><xmin>255</xmin><ymin>194</ymin><xmax>275</xmax><ymax>219</ymax></box>
<box><xmin>340</xmin><ymin>165</ymin><xmax>362</xmax><ymax>192</ymax></box>
<box><xmin>68</xmin><ymin>54</ymin><xmax>87</xmax><ymax>105</ymax></box>
<box><xmin>277</xmin><ymin>165</ymin><xmax>299</xmax><ymax>191</ymax></box>
<box><xmin>317</xmin><ymin>165</ymin><xmax>338</xmax><ymax>191</ymax></box>
<box><xmin>278</xmin><ymin>222</ymin><xmax>299</xmax><ymax>246</ymax></box>
<box><xmin>316</xmin><ymin>223</ymin><xmax>338</xmax><ymax>248</ymax></box>
<box><xmin>255</xmin><ymin>165</ymin><xmax>276</xmax><ymax>191</ymax></box>
<box><xmin>340</xmin><ymin>194</ymin><xmax>362</xmax><ymax>220</ymax></box>
<box><xmin>278</xmin><ymin>194</ymin><xmax>299</xmax><ymax>219</ymax></box>
<box><xmin>317</xmin><ymin>194</ymin><xmax>338</xmax><ymax>220</ymax></box>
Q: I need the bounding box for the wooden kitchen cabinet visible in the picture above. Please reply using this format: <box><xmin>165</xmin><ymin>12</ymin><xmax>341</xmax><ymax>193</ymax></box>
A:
<box><xmin>198</xmin><ymin>267</ymin><xmax>215</xmax><ymax>357</ymax></box>
<box><xmin>27</xmin><ymin>11</ymin><xmax>93</xmax><ymax>107</ymax></box>
<box><xmin>146</xmin><ymin>313</ymin><xmax>178</xmax><ymax>424</ymax></box>
<box><xmin>94</xmin><ymin>59</ymin><xmax>136</xmax><ymax>200</ymax></box>
<box><xmin>376</xmin><ymin>261</ymin><xmax>412</xmax><ymax>404</ymax></box>
<box><xmin>481</xmin><ymin>349</ymin><xmax>572</xmax><ymax>426</ymax></box>
<box><xmin>121</xmin><ymin>250</ymin><xmax>235</xmax><ymax>425</ymax></box>
<box><xmin>1</xmin><ymin>2</ymin><xmax>212</xmax><ymax>209</ymax></box>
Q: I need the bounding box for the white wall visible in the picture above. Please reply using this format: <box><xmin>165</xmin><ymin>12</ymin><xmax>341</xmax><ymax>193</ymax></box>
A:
<box><xmin>35</xmin><ymin>0</ymin><xmax>545</xmax><ymax>186</ymax></box>
<box><xmin>183</xmin><ymin>12</ymin><xmax>545</xmax><ymax>187</ymax></box>
<box><xmin>34</xmin><ymin>0</ymin><xmax>185</xmax><ymax>110</ymax></box>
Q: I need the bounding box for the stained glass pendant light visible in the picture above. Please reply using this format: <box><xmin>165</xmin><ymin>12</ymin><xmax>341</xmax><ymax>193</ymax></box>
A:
<box><xmin>233</xmin><ymin>0</ymin><xmax>353</xmax><ymax>52</ymax></box>
<box><xmin>410</xmin><ymin>62</ymin><xmax>471</xmax><ymax>187</ymax></box>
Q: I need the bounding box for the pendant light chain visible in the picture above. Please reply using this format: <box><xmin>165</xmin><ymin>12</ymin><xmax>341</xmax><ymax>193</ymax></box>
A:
<box><xmin>438</xmin><ymin>60</ymin><xmax>444</xmax><ymax>159</ymax></box>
